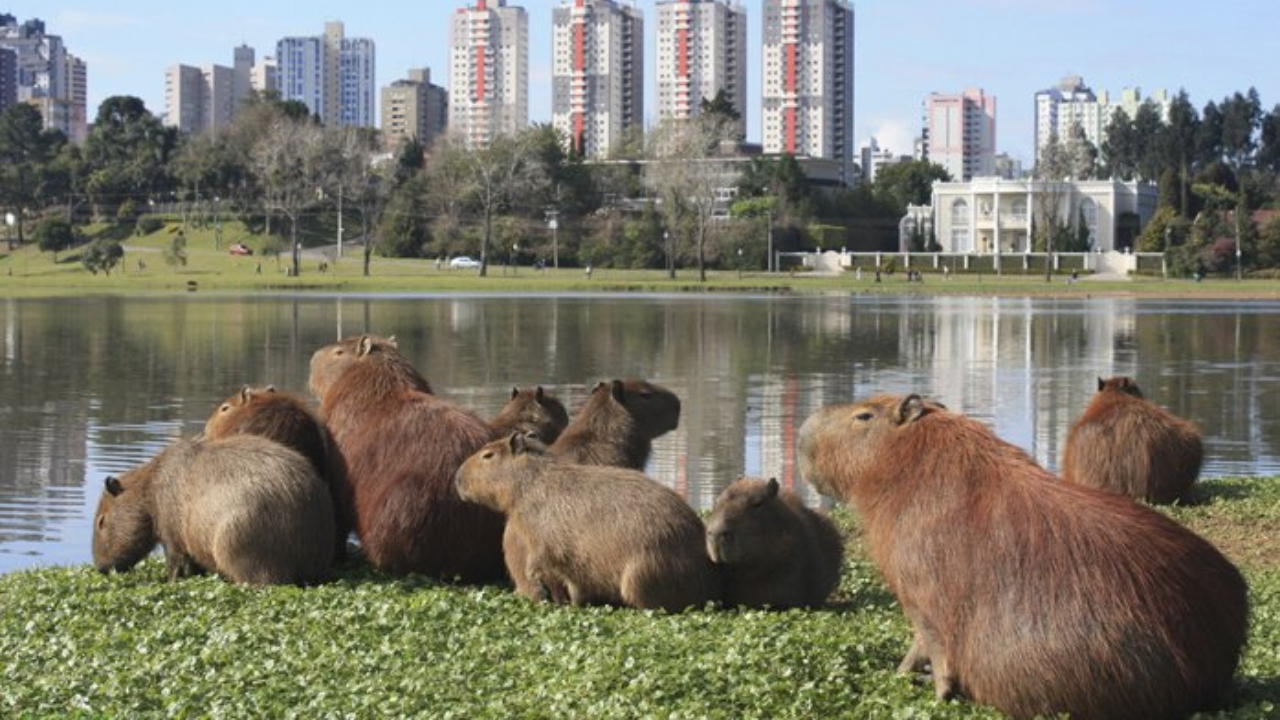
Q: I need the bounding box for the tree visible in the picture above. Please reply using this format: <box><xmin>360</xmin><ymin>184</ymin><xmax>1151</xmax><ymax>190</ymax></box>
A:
<box><xmin>1132</xmin><ymin>100</ymin><xmax>1164</xmax><ymax>181</ymax></box>
<box><xmin>0</xmin><ymin>104</ymin><xmax>67</xmax><ymax>244</ymax></box>
<box><xmin>1102</xmin><ymin>108</ymin><xmax>1139</xmax><ymax>180</ymax></box>
<box><xmin>1063</xmin><ymin>123</ymin><xmax>1099</xmax><ymax>180</ymax></box>
<box><xmin>871</xmin><ymin>160</ymin><xmax>951</xmax><ymax>215</ymax></box>
<box><xmin>316</xmin><ymin>126</ymin><xmax>389</xmax><ymax>276</ymax></box>
<box><xmin>1163</xmin><ymin>91</ymin><xmax>1201</xmax><ymax>216</ymax></box>
<box><xmin>452</xmin><ymin>130</ymin><xmax>543</xmax><ymax>277</ymax></box>
<box><xmin>1196</xmin><ymin>101</ymin><xmax>1224</xmax><ymax>168</ymax></box>
<box><xmin>33</xmin><ymin>216</ymin><xmax>78</xmax><ymax>261</ymax></box>
<box><xmin>1220</xmin><ymin>89</ymin><xmax>1262</xmax><ymax>168</ymax></box>
<box><xmin>82</xmin><ymin>96</ymin><xmax>179</xmax><ymax>219</ymax></box>
<box><xmin>81</xmin><ymin>239</ymin><xmax>124</xmax><ymax>276</ymax></box>
<box><xmin>1258</xmin><ymin>103</ymin><xmax>1280</xmax><ymax>173</ymax></box>
<box><xmin>700</xmin><ymin>89</ymin><xmax>743</xmax><ymax>141</ymax></box>
<box><xmin>1033</xmin><ymin>132</ymin><xmax>1074</xmax><ymax>281</ymax></box>
<box><xmin>648</xmin><ymin>114</ymin><xmax>738</xmax><ymax>281</ymax></box>
<box><xmin>251</xmin><ymin>116</ymin><xmax>323</xmax><ymax>277</ymax></box>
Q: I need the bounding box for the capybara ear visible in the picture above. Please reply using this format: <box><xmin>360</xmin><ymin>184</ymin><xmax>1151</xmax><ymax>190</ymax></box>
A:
<box><xmin>511</xmin><ymin>386</ymin><xmax>520</xmax><ymax>399</ymax></box>
<box><xmin>1098</xmin><ymin>377</ymin><xmax>1106</xmax><ymax>392</ymax></box>
<box><xmin>358</xmin><ymin>335</ymin><xmax>375</xmax><ymax>357</ymax></box>
<box><xmin>535</xmin><ymin>386</ymin><xmax>545</xmax><ymax>402</ymax></box>
<box><xmin>894</xmin><ymin>394</ymin><xmax>928</xmax><ymax>425</ymax></box>
<box><xmin>611</xmin><ymin>379</ymin><xmax>626</xmax><ymax>403</ymax></box>
<box><xmin>264</xmin><ymin>385</ymin><xmax>277</xmax><ymax>394</ymax></box>
<box><xmin>240</xmin><ymin>385</ymin><xmax>253</xmax><ymax>402</ymax></box>
<box><xmin>764</xmin><ymin>478</ymin><xmax>780</xmax><ymax>498</ymax></box>
<box><xmin>386</xmin><ymin>335</ymin><xmax>398</xmax><ymax>348</ymax></box>
<box><xmin>592</xmin><ymin>381</ymin><xmax>607</xmax><ymax>393</ymax></box>
<box><xmin>105</xmin><ymin>476</ymin><xmax>123</xmax><ymax>497</ymax></box>
<box><xmin>508</xmin><ymin>431</ymin><xmax>528</xmax><ymax>455</ymax></box>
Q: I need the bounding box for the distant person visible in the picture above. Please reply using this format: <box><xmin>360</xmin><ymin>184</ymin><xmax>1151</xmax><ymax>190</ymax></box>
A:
<box><xmin>585</xmin><ymin>265</ymin><xmax>593</xmax><ymax>280</ymax></box>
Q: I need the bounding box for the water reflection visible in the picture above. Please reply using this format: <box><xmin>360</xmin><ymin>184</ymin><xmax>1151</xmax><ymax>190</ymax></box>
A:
<box><xmin>2</xmin><ymin>294</ymin><xmax>1278</xmax><ymax>573</ymax></box>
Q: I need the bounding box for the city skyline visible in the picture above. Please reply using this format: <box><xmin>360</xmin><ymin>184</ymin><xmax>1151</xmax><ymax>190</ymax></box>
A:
<box><xmin>14</xmin><ymin>1</ymin><xmax>1280</xmax><ymax>167</ymax></box>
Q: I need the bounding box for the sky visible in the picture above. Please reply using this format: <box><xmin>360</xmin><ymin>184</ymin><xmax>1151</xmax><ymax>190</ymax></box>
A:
<box><xmin>15</xmin><ymin>0</ymin><xmax>1280</xmax><ymax>167</ymax></box>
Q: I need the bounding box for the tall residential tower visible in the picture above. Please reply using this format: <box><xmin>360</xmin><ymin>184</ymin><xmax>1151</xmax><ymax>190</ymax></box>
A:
<box><xmin>655</xmin><ymin>0</ymin><xmax>746</xmax><ymax>138</ymax></box>
<box><xmin>762</xmin><ymin>0</ymin><xmax>855</xmax><ymax>185</ymax></box>
<box><xmin>923</xmin><ymin>88</ymin><xmax>996</xmax><ymax>181</ymax></box>
<box><xmin>449</xmin><ymin>0</ymin><xmax>529</xmax><ymax>147</ymax></box>
<box><xmin>277</xmin><ymin>21</ymin><xmax>376</xmax><ymax>128</ymax></box>
<box><xmin>551</xmin><ymin>0</ymin><xmax>644</xmax><ymax>158</ymax></box>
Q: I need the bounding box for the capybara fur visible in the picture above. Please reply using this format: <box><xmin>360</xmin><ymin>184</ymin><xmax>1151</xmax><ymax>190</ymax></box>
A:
<box><xmin>309</xmin><ymin>334</ymin><xmax>505</xmax><ymax>582</ymax></box>
<box><xmin>456</xmin><ymin>433</ymin><xmax>719</xmax><ymax>612</ymax></box>
<box><xmin>92</xmin><ymin>434</ymin><xmax>335</xmax><ymax>586</ymax></box>
<box><xmin>490</xmin><ymin>386</ymin><xmax>570</xmax><ymax>443</ymax></box>
<box><xmin>203</xmin><ymin>384</ymin><xmax>350</xmax><ymax>561</ymax></box>
<box><xmin>1062</xmin><ymin>376</ymin><xmax>1204</xmax><ymax>504</ymax></box>
<box><xmin>798</xmin><ymin>393</ymin><xmax>1248</xmax><ymax>720</ymax></box>
<box><xmin>549</xmin><ymin>379</ymin><xmax>681</xmax><ymax>470</ymax></box>
<box><xmin>706</xmin><ymin>477</ymin><xmax>844</xmax><ymax>609</ymax></box>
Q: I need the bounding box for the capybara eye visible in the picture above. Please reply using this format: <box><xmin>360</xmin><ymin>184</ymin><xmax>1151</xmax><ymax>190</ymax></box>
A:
<box><xmin>96</xmin><ymin>514</ymin><xmax>105</xmax><ymax>530</ymax></box>
<box><xmin>219</xmin><ymin>404</ymin><xmax>230</xmax><ymax>413</ymax></box>
<box><xmin>482</xmin><ymin>451</ymin><xmax>494</xmax><ymax>459</ymax></box>
<box><xmin>855</xmin><ymin>412</ymin><xmax>873</xmax><ymax>422</ymax></box>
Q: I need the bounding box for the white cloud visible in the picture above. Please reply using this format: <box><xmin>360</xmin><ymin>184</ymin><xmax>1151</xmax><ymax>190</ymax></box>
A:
<box><xmin>865</xmin><ymin>119</ymin><xmax>917</xmax><ymax>158</ymax></box>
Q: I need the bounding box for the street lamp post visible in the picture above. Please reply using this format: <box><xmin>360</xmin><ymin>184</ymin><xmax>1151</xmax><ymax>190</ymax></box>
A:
<box><xmin>765</xmin><ymin>209</ymin><xmax>773</xmax><ymax>273</ymax></box>
<box><xmin>546</xmin><ymin>210</ymin><xmax>559</xmax><ymax>270</ymax></box>
<box><xmin>1235</xmin><ymin>209</ymin><xmax>1242</xmax><ymax>281</ymax></box>
<box><xmin>737</xmin><ymin>247</ymin><xmax>743</xmax><ymax>279</ymax></box>
<box><xmin>1163</xmin><ymin>226</ymin><xmax>1171</xmax><ymax>279</ymax></box>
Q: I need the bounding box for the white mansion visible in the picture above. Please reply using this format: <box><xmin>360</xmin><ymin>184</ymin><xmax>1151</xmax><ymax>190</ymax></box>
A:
<box><xmin>907</xmin><ymin>177</ymin><xmax>1159</xmax><ymax>255</ymax></box>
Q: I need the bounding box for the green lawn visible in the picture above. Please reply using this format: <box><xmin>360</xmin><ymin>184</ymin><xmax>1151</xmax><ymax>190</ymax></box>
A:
<box><xmin>1</xmin><ymin>477</ymin><xmax>1276</xmax><ymax>718</ymax></box>
<box><xmin>4</xmin><ymin>221</ymin><xmax>1280</xmax><ymax>298</ymax></box>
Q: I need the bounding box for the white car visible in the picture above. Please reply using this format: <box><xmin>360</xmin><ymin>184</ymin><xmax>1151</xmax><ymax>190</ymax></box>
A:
<box><xmin>449</xmin><ymin>256</ymin><xmax>481</xmax><ymax>269</ymax></box>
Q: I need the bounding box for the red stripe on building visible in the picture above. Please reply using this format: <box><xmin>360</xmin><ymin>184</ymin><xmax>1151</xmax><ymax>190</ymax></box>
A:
<box><xmin>573</xmin><ymin>10</ymin><xmax>586</xmax><ymax>154</ymax></box>
<box><xmin>785</xmin><ymin>43</ymin><xmax>797</xmax><ymax>153</ymax></box>
<box><xmin>677</xmin><ymin>28</ymin><xmax>688</xmax><ymax>80</ymax></box>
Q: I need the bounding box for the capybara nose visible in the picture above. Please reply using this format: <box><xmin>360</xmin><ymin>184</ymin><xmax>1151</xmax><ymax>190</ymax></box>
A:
<box><xmin>706</xmin><ymin>529</ymin><xmax>732</xmax><ymax>563</ymax></box>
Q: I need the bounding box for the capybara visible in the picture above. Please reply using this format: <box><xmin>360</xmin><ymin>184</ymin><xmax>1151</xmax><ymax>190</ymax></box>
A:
<box><xmin>548</xmin><ymin>379</ymin><xmax>681</xmax><ymax>470</ymax></box>
<box><xmin>203</xmin><ymin>384</ymin><xmax>350</xmax><ymax>560</ymax></box>
<box><xmin>798</xmin><ymin>393</ymin><xmax>1248</xmax><ymax>720</ymax></box>
<box><xmin>1061</xmin><ymin>376</ymin><xmax>1204</xmax><ymax>504</ymax></box>
<box><xmin>455</xmin><ymin>432</ymin><xmax>720</xmax><ymax>611</ymax></box>
<box><xmin>309</xmin><ymin>334</ymin><xmax>505</xmax><ymax>582</ymax></box>
<box><xmin>92</xmin><ymin>434</ymin><xmax>335</xmax><ymax>586</ymax></box>
<box><xmin>490</xmin><ymin>386</ymin><xmax>570</xmax><ymax>443</ymax></box>
<box><xmin>705</xmin><ymin>477</ymin><xmax>844</xmax><ymax>609</ymax></box>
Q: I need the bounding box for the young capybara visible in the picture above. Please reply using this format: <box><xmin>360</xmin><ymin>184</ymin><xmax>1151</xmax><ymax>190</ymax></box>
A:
<box><xmin>1061</xmin><ymin>376</ymin><xmax>1204</xmax><ymax>504</ymax></box>
<box><xmin>548</xmin><ymin>379</ymin><xmax>681</xmax><ymax>470</ymax></box>
<box><xmin>455</xmin><ymin>432</ymin><xmax>720</xmax><ymax>612</ymax></box>
<box><xmin>203</xmin><ymin>384</ymin><xmax>350</xmax><ymax>561</ymax></box>
<box><xmin>490</xmin><ymin>386</ymin><xmax>570</xmax><ymax>443</ymax></box>
<box><xmin>92</xmin><ymin>434</ymin><xmax>335</xmax><ymax>586</ymax></box>
<box><xmin>705</xmin><ymin>477</ymin><xmax>844</xmax><ymax>610</ymax></box>
<box><xmin>309</xmin><ymin>334</ymin><xmax>505</xmax><ymax>582</ymax></box>
<box><xmin>798</xmin><ymin>393</ymin><xmax>1248</xmax><ymax>720</ymax></box>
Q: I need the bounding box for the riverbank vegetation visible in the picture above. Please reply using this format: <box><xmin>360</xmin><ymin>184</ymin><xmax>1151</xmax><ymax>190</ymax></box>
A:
<box><xmin>1</xmin><ymin>477</ymin><xmax>1276</xmax><ymax>717</ymax></box>
<box><xmin>4</xmin><ymin>88</ymin><xmax>1280</xmax><ymax>289</ymax></box>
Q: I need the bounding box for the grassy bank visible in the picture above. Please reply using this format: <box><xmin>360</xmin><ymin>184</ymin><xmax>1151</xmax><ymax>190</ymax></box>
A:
<box><xmin>3</xmin><ymin>222</ymin><xmax>1280</xmax><ymax>299</ymax></box>
<box><xmin>2</xmin><ymin>477</ymin><xmax>1276</xmax><ymax>718</ymax></box>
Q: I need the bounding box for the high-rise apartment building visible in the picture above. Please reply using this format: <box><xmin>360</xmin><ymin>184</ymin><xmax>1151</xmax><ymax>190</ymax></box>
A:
<box><xmin>233</xmin><ymin>45</ymin><xmax>255</xmax><ymax>110</ymax></box>
<box><xmin>551</xmin><ymin>0</ymin><xmax>644</xmax><ymax>158</ymax></box>
<box><xmin>655</xmin><ymin>0</ymin><xmax>746</xmax><ymax>139</ymax></box>
<box><xmin>1034</xmin><ymin>75</ymin><xmax>1171</xmax><ymax>169</ymax></box>
<box><xmin>251</xmin><ymin>55</ymin><xmax>279</xmax><ymax>96</ymax></box>
<box><xmin>381</xmin><ymin>68</ymin><xmax>449</xmax><ymax>152</ymax></box>
<box><xmin>0</xmin><ymin>48</ymin><xmax>16</xmax><ymax>114</ymax></box>
<box><xmin>449</xmin><ymin>0</ymin><xmax>529</xmax><ymax>147</ymax></box>
<box><xmin>277</xmin><ymin>21</ymin><xmax>376</xmax><ymax>128</ymax></box>
<box><xmin>923</xmin><ymin>88</ymin><xmax>996</xmax><ymax>181</ymax></box>
<box><xmin>0</xmin><ymin>14</ymin><xmax>86</xmax><ymax>141</ymax></box>
<box><xmin>164</xmin><ymin>63</ymin><xmax>234</xmax><ymax>135</ymax></box>
<box><xmin>762</xmin><ymin>0</ymin><xmax>855</xmax><ymax>185</ymax></box>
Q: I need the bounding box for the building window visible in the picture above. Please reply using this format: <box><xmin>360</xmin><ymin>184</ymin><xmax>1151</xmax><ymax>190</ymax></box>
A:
<box><xmin>951</xmin><ymin>199</ymin><xmax>970</xmax><ymax>225</ymax></box>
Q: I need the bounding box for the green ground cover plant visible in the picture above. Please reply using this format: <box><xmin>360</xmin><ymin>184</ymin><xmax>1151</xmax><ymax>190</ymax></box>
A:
<box><xmin>1</xmin><ymin>478</ymin><xmax>1276</xmax><ymax>718</ymax></box>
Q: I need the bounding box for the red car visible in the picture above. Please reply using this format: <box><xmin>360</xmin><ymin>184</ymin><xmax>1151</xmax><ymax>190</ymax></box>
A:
<box><xmin>228</xmin><ymin>243</ymin><xmax>254</xmax><ymax>256</ymax></box>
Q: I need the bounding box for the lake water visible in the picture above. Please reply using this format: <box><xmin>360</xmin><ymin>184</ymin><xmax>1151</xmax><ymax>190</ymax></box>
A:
<box><xmin>2</xmin><ymin>293</ymin><xmax>1278</xmax><ymax>574</ymax></box>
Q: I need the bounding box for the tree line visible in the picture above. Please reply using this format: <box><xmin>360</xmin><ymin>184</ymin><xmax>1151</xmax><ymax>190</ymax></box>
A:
<box><xmin>2</xmin><ymin>86</ymin><xmax>1279</xmax><ymax>279</ymax></box>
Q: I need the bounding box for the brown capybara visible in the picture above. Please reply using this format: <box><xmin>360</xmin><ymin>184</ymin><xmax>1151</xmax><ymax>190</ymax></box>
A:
<box><xmin>1061</xmin><ymin>376</ymin><xmax>1204</xmax><ymax>504</ymax></box>
<box><xmin>455</xmin><ymin>432</ymin><xmax>720</xmax><ymax>612</ymax></box>
<box><xmin>705</xmin><ymin>477</ymin><xmax>844</xmax><ymax>610</ymax></box>
<box><xmin>490</xmin><ymin>386</ymin><xmax>570</xmax><ymax>443</ymax></box>
<box><xmin>309</xmin><ymin>334</ymin><xmax>505</xmax><ymax>582</ymax></box>
<box><xmin>798</xmin><ymin>393</ymin><xmax>1248</xmax><ymax>720</ymax></box>
<box><xmin>203</xmin><ymin>384</ymin><xmax>350</xmax><ymax>561</ymax></box>
<box><xmin>548</xmin><ymin>379</ymin><xmax>681</xmax><ymax>470</ymax></box>
<box><xmin>92</xmin><ymin>434</ymin><xmax>335</xmax><ymax>586</ymax></box>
